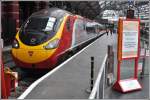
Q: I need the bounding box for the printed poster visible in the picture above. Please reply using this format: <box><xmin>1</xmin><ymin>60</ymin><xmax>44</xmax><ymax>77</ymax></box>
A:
<box><xmin>122</xmin><ymin>21</ymin><xmax>139</xmax><ymax>58</ymax></box>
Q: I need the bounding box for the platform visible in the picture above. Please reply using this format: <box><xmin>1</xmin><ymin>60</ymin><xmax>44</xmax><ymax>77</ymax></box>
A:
<box><xmin>17</xmin><ymin>33</ymin><xmax>149</xmax><ymax>99</ymax></box>
<box><xmin>18</xmin><ymin>33</ymin><xmax>114</xmax><ymax>99</ymax></box>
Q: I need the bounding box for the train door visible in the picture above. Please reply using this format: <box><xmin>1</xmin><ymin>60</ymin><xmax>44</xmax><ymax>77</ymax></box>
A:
<box><xmin>61</xmin><ymin>16</ymin><xmax>75</xmax><ymax>50</ymax></box>
<box><xmin>66</xmin><ymin>16</ymin><xmax>72</xmax><ymax>47</ymax></box>
<box><xmin>69</xmin><ymin>16</ymin><xmax>76</xmax><ymax>48</ymax></box>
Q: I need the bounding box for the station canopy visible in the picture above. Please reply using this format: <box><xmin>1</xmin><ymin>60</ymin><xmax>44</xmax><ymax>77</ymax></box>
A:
<box><xmin>57</xmin><ymin>1</ymin><xmax>149</xmax><ymax>22</ymax></box>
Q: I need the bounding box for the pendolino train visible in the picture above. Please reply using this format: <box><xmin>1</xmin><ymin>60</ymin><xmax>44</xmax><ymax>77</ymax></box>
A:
<box><xmin>12</xmin><ymin>8</ymin><xmax>105</xmax><ymax>69</ymax></box>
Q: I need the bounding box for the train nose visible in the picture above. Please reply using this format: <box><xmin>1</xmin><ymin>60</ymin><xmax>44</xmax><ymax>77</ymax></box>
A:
<box><xmin>12</xmin><ymin>49</ymin><xmax>53</xmax><ymax>64</ymax></box>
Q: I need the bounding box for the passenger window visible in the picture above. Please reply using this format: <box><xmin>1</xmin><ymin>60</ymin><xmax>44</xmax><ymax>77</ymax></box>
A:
<box><xmin>66</xmin><ymin>18</ymin><xmax>70</xmax><ymax>31</ymax></box>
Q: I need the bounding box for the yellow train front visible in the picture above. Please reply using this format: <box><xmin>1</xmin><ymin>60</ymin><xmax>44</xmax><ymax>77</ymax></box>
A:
<box><xmin>12</xmin><ymin>8</ymin><xmax>74</xmax><ymax>69</ymax></box>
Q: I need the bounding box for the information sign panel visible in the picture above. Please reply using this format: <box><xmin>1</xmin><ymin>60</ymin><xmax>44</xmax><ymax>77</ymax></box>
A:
<box><xmin>122</xmin><ymin>21</ymin><xmax>139</xmax><ymax>58</ymax></box>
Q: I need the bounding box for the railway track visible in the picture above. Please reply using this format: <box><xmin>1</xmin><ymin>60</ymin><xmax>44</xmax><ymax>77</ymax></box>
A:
<box><xmin>3</xmin><ymin>51</ymin><xmax>49</xmax><ymax>98</ymax></box>
<box><xmin>10</xmin><ymin>70</ymin><xmax>48</xmax><ymax>98</ymax></box>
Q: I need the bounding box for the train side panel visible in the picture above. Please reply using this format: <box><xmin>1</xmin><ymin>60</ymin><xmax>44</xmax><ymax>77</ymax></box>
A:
<box><xmin>71</xmin><ymin>17</ymin><xmax>98</xmax><ymax>48</ymax></box>
<box><xmin>49</xmin><ymin>15</ymin><xmax>76</xmax><ymax>62</ymax></box>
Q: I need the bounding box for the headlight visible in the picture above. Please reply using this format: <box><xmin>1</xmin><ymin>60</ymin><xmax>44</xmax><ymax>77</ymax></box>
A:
<box><xmin>12</xmin><ymin>39</ymin><xmax>19</xmax><ymax>48</ymax></box>
<box><xmin>44</xmin><ymin>39</ymin><xmax>60</xmax><ymax>49</ymax></box>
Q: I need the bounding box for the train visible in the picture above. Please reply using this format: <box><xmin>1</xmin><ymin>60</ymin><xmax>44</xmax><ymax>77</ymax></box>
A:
<box><xmin>11</xmin><ymin>8</ymin><xmax>106</xmax><ymax>70</ymax></box>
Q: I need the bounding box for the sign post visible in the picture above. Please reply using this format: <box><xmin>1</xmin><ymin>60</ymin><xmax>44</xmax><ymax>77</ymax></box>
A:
<box><xmin>113</xmin><ymin>18</ymin><xmax>142</xmax><ymax>93</ymax></box>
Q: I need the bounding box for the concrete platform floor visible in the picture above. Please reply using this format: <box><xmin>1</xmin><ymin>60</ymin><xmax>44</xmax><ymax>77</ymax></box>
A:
<box><xmin>23</xmin><ymin>34</ymin><xmax>114</xmax><ymax>99</ymax></box>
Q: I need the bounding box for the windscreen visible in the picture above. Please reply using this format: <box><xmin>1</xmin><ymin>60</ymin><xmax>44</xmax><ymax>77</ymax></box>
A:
<box><xmin>19</xmin><ymin>16</ymin><xmax>61</xmax><ymax>46</ymax></box>
<box><xmin>24</xmin><ymin>17</ymin><xmax>56</xmax><ymax>32</ymax></box>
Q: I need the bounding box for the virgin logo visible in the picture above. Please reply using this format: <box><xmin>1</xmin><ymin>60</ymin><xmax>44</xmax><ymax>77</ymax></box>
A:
<box><xmin>28</xmin><ymin>51</ymin><xmax>34</xmax><ymax>56</ymax></box>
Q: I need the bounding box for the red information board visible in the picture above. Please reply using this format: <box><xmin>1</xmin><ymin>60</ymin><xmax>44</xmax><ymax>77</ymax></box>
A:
<box><xmin>117</xmin><ymin>18</ymin><xmax>140</xmax><ymax>60</ymax></box>
<box><xmin>122</xmin><ymin>20</ymin><xmax>139</xmax><ymax>58</ymax></box>
<box><xmin>113</xmin><ymin>18</ymin><xmax>142</xmax><ymax>93</ymax></box>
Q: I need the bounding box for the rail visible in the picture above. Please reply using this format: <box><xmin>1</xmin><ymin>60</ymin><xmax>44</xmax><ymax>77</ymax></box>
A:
<box><xmin>89</xmin><ymin>54</ymin><xmax>108</xmax><ymax>99</ymax></box>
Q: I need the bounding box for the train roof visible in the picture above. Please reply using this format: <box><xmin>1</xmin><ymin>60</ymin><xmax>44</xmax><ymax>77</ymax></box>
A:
<box><xmin>31</xmin><ymin>8</ymin><xmax>72</xmax><ymax>19</ymax></box>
